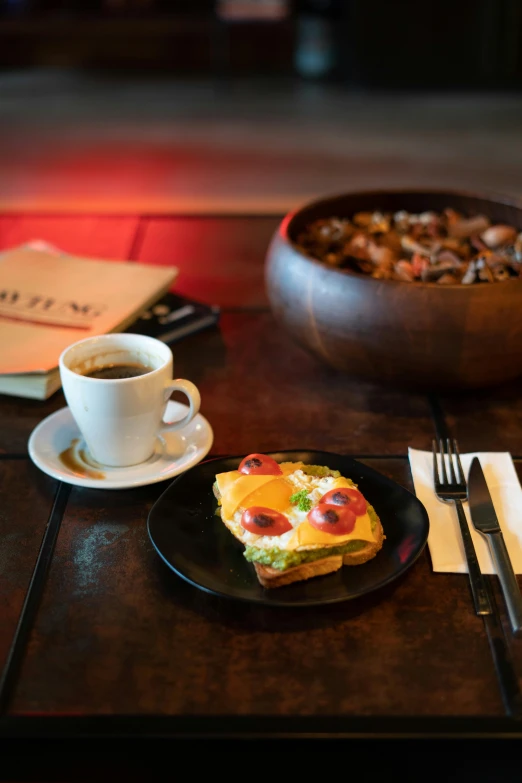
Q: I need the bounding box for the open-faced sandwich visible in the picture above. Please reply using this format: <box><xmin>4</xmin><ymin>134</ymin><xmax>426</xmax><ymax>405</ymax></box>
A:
<box><xmin>213</xmin><ymin>453</ymin><xmax>384</xmax><ymax>588</ymax></box>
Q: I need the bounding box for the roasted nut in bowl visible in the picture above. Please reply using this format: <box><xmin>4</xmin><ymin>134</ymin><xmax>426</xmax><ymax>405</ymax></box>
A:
<box><xmin>265</xmin><ymin>190</ymin><xmax>522</xmax><ymax>389</ymax></box>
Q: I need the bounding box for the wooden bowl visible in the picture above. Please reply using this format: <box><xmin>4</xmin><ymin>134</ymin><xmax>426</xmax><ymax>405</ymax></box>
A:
<box><xmin>265</xmin><ymin>190</ymin><xmax>522</xmax><ymax>389</ymax></box>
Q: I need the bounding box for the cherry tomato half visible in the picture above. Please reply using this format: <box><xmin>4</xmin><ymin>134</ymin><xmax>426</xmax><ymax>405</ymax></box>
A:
<box><xmin>241</xmin><ymin>506</ymin><xmax>293</xmax><ymax>536</ymax></box>
<box><xmin>307</xmin><ymin>503</ymin><xmax>356</xmax><ymax>536</ymax></box>
<box><xmin>238</xmin><ymin>453</ymin><xmax>282</xmax><ymax>476</ymax></box>
<box><xmin>320</xmin><ymin>488</ymin><xmax>367</xmax><ymax>517</ymax></box>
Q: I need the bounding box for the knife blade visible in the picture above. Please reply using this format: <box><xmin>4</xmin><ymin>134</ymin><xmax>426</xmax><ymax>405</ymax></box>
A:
<box><xmin>468</xmin><ymin>457</ymin><xmax>522</xmax><ymax>637</ymax></box>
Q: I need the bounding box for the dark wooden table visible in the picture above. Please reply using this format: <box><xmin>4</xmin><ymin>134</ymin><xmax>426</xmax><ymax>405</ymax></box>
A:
<box><xmin>2</xmin><ymin>214</ymin><xmax>522</xmax><ymax>772</ymax></box>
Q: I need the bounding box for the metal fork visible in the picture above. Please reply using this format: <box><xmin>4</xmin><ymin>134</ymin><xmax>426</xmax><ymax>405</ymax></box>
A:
<box><xmin>433</xmin><ymin>438</ymin><xmax>492</xmax><ymax>616</ymax></box>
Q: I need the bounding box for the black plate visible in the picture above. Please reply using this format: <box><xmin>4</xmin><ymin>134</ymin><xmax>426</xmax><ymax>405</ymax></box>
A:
<box><xmin>147</xmin><ymin>450</ymin><xmax>429</xmax><ymax>607</ymax></box>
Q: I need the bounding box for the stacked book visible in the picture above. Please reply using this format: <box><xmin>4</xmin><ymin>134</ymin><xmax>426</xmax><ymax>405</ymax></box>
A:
<box><xmin>0</xmin><ymin>245</ymin><xmax>219</xmax><ymax>399</ymax></box>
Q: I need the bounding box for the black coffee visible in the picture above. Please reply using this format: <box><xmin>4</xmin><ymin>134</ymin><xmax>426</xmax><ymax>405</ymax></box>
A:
<box><xmin>83</xmin><ymin>363</ymin><xmax>153</xmax><ymax>380</ymax></box>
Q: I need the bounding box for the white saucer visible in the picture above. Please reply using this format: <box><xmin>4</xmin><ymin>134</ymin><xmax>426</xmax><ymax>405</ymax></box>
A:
<box><xmin>28</xmin><ymin>401</ymin><xmax>214</xmax><ymax>490</ymax></box>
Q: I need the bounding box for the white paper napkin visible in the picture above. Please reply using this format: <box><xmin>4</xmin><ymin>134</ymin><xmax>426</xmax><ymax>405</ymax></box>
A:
<box><xmin>408</xmin><ymin>449</ymin><xmax>522</xmax><ymax>574</ymax></box>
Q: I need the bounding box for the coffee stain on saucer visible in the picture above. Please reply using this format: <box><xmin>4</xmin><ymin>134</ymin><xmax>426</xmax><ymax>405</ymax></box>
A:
<box><xmin>59</xmin><ymin>438</ymin><xmax>106</xmax><ymax>480</ymax></box>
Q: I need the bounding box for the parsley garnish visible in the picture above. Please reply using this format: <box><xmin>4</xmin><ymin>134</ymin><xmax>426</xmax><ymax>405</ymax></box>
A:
<box><xmin>290</xmin><ymin>490</ymin><xmax>312</xmax><ymax>512</ymax></box>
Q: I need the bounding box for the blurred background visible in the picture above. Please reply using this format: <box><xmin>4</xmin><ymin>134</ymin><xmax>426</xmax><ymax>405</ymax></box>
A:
<box><xmin>0</xmin><ymin>0</ymin><xmax>521</xmax><ymax>213</ymax></box>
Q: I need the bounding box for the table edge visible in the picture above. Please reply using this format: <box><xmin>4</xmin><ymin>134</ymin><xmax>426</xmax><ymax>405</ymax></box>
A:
<box><xmin>2</xmin><ymin>714</ymin><xmax>522</xmax><ymax>740</ymax></box>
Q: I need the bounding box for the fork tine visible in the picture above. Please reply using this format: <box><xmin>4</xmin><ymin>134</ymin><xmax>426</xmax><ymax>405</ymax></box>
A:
<box><xmin>432</xmin><ymin>439</ymin><xmax>440</xmax><ymax>486</ymax></box>
<box><xmin>439</xmin><ymin>438</ymin><xmax>449</xmax><ymax>484</ymax></box>
<box><xmin>453</xmin><ymin>439</ymin><xmax>465</xmax><ymax>486</ymax></box>
<box><xmin>447</xmin><ymin>438</ymin><xmax>457</xmax><ymax>483</ymax></box>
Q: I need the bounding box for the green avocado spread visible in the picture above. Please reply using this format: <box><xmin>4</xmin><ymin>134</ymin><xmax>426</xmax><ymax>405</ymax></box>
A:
<box><xmin>244</xmin><ymin>504</ymin><xmax>380</xmax><ymax>571</ymax></box>
<box><xmin>299</xmin><ymin>464</ymin><xmax>344</xmax><ymax>480</ymax></box>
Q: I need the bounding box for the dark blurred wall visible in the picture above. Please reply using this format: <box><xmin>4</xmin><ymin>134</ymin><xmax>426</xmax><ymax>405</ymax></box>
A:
<box><xmin>0</xmin><ymin>0</ymin><xmax>520</xmax><ymax>88</ymax></box>
<box><xmin>336</xmin><ymin>0</ymin><xmax>522</xmax><ymax>88</ymax></box>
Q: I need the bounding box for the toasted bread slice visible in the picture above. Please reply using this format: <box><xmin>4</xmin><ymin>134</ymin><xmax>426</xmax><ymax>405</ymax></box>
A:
<box><xmin>214</xmin><ymin>471</ymin><xmax>385</xmax><ymax>589</ymax></box>
<box><xmin>254</xmin><ymin>519</ymin><xmax>384</xmax><ymax>588</ymax></box>
<box><xmin>254</xmin><ymin>555</ymin><xmax>343</xmax><ymax>588</ymax></box>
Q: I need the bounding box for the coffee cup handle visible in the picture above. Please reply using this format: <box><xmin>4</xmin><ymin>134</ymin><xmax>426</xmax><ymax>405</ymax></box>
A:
<box><xmin>161</xmin><ymin>379</ymin><xmax>201</xmax><ymax>431</ymax></box>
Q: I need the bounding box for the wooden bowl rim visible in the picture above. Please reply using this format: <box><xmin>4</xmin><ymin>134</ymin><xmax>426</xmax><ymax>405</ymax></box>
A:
<box><xmin>280</xmin><ymin>187</ymin><xmax>522</xmax><ymax>291</ymax></box>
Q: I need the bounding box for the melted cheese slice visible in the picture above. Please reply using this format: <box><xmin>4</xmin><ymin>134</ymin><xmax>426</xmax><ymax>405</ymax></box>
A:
<box><xmin>331</xmin><ymin>477</ymin><xmax>356</xmax><ymax>491</ymax></box>
<box><xmin>241</xmin><ymin>477</ymin><xmax>293</xmax><ymax>513</ymax></box>
<box><xmin>216</xmin><ymin>473</ymin><xmax>293</xmax><ymax>518</ymax></box>
<box><xmin>280</xmin><ymin>461</ymin><xmax>305</xmax><ymax>475</ymax></box>
<box><xmin>215</xmin><ymin>470</ymin><xmax>241</xmax><ymax>497</ymax></box>
<box><xmin>286</xmin><ymin>512</ymin><xmax>375</xmax><ymax>551</ymax></box>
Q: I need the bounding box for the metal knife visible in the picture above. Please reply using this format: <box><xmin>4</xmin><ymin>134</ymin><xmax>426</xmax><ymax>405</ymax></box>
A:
<box><xmin>468</xmin><ymin>457</ymin><xmax>522</xmax><ymax>637</ymax></box>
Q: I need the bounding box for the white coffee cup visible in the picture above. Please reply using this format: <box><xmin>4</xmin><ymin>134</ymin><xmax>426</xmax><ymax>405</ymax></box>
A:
<box><xmin>59</xmin><ymin>333</ymin><xmax>201</xmax><ymax>468</ymax></box>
